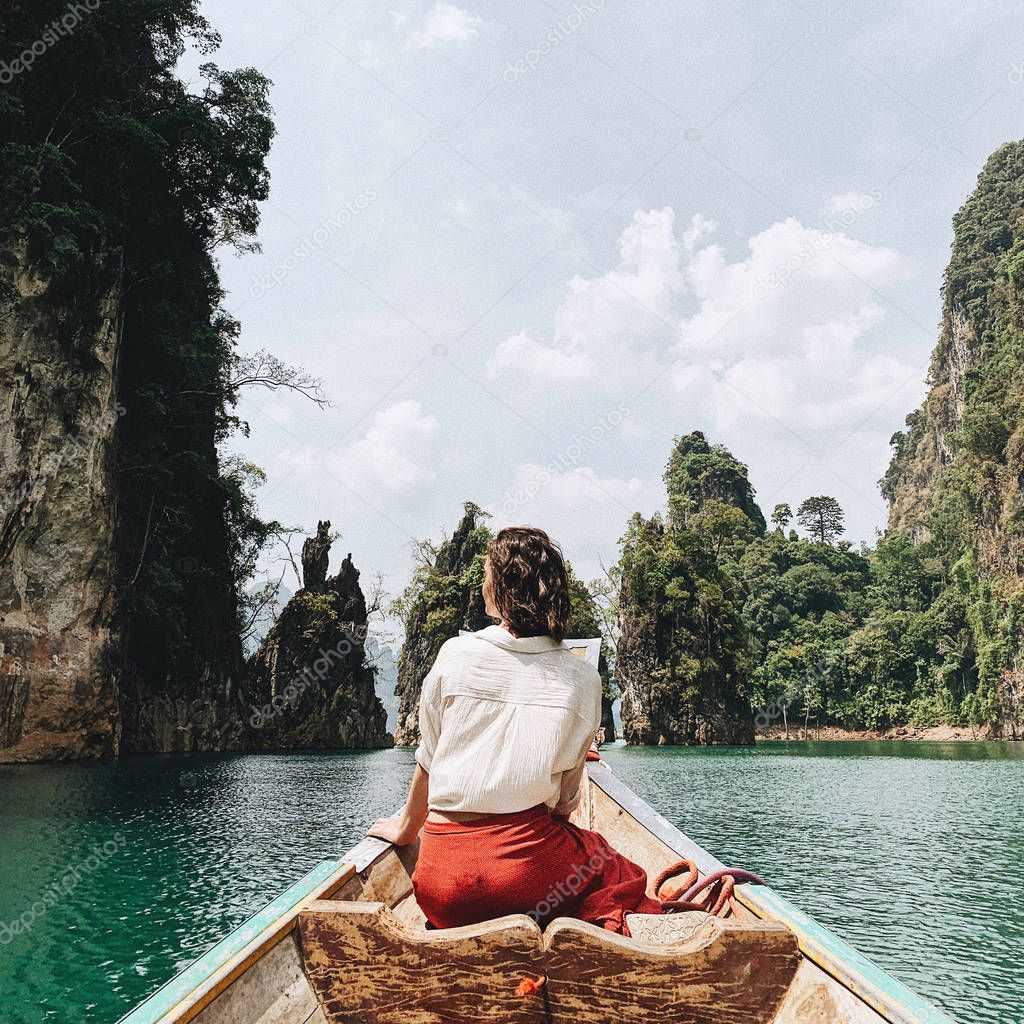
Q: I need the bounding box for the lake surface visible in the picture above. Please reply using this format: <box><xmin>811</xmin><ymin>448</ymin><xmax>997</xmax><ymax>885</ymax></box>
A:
<box><xmin>0</xmin><ymin>741</ymin><xmax>1021</xmax><ymax>1024</ymax></box>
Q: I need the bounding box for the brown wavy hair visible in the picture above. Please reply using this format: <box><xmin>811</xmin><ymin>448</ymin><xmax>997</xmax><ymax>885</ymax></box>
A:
<box><xmin>485</xmin><ymin>527</ymin><xmax>572</xmax><ymax>642</ymax></box>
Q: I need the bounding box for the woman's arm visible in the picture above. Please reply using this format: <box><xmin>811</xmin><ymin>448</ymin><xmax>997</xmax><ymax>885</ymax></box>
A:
<box><xmin>553</xmin><ymin>682</ymin><xmax>602</xmax><ymax>820</ymax></box>
<box><xmin>367</xmin><ymin>762</ymin><xmax>429</xmax><ymax>846</ymax></box>
<box><xmin>552</xmin><ymin>759</ymin><xmax>586</xmax><ymax>820</ymax></box>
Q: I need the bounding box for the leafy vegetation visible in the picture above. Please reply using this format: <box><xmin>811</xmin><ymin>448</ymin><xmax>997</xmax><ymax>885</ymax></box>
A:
<box><xmin>611</xmin><ymin>421</ymin><xmax>1015</xmax><ymax>739</ymax></box>
<box><xmin>615</xmin><ymin>433</ymin><xmax>756</xmax><ymax>745</ymax></box>
<box><xmin>610</xmin><ymin>143</ymin><xmax>1024</xmax><ymax>741</ymax></box>
<box><xmin>795</xmin><ymin>496</ymin><xmax>845</xmax><ymax>545</ymax></box>
<box><xmin>0</xmin><ymin>1</ymin><xmax>282</xmax><ymax>742</ymax></box>
<box><xmin>882</xmin><ymin>140</ymin><xmax>1024</xmax><ymax>737</ymax></box>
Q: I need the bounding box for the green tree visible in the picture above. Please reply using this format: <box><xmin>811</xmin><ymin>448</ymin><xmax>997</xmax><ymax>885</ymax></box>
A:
<box><xmin>771</xmin><ymin>503</ymin><xmax>793</xmax><ymax>532</ymax></box>
<box><xmin>664</xmin><ymin>431</ymin><xmax>767</xmax><ymax>533</ymax></box>
<box><xmin>797</xmin><ymin>496</ymin><xmax>845</xmax><ymax>544</ymax></box>
<box><xmin>616</xmin><ymin>433</ymin><xmax>759</xmax><ymax>746</ymax></box>
<box><xmin>0</xmin><ymin>0</ymin><xmax>283</xmax><ymax>748</ymax></box>
<box><xmin>392</xmin><ymin>503</ymin><xmax>491</xmax><ymax>744</ymax></box>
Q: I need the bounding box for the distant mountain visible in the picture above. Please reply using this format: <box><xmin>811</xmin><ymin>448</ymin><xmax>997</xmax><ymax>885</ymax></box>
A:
<box><xmin>366</xmin><ymin>638</ymin><xmax>399</xmax><ymax>733</ymax></box>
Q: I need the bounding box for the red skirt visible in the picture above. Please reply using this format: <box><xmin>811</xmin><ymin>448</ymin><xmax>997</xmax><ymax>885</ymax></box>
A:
<box><xmin>411</xmin><ymin>805</ymin><xmax>662</xmax><ymax>936</ymax></box>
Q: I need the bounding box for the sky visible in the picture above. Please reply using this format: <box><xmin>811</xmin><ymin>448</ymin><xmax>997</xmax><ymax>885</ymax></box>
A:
<box><xmin>185</xmin><ymin>0</ymin><xmax>1024</xmax><ymax>631</ymax></box>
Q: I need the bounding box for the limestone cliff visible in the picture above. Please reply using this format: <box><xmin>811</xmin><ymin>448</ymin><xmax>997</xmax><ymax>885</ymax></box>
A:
<box><xmin>617</xmin><ymin>433</ymin><xmax>757</xmax><ymax>746</ymax></box>
<box><xmin>247</xmin><ymin>522</ymin><xmax>391</xmax><ymax>749</ymax></box>
<box><xmin>393</xmin><ymin>503</ymin><xmax>490</xmax><ymax>746</ymax></box>
<box><xmin>0</xmin><ymin>1</ymin><xmax>276</xmax><ymax>760</ymax></box>
<box><xmin>0</xmin><ymin>248</ymin><xmax>124</xmax><ymax>760</ymax></box>
<box><xmin>884</xmin><ymin>142</ymin><xmax>1024</xmax><ymax>577</ymax></box>
<box><xmin>883</xmin><ymin>141</ymin><xmax>1024</xmax><ymax>734</ymax></box>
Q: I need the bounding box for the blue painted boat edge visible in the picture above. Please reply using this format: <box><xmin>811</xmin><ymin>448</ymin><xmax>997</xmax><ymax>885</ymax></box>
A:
<box><xmin>115</xmin><ymin>859</ymin><xmax>346</xmax><ymax>1024</ymax></box>
<box><xmin>746</xmin><ymin>884</ymin><xmax>956</xmax><ymax>1024</ymax></box>
<box><xmin>588</xmin><ymin>763</ymin><xmax>957</xmax><ymax>1024</ymax></box>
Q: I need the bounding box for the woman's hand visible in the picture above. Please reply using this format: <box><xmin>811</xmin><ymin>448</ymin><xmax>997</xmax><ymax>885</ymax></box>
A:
<box><xmin>366</xmin><ymin>815</ymin><xmax>421</xmax><ymax>846</ymax></box>
<box><xmin>367</xmin><ymin>764</ymin><xmax>430</xmax><ymax>846</ymax></box>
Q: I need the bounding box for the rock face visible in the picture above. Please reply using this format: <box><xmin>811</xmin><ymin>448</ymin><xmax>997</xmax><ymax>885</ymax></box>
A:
<box><xmin>1</xmin><ymin>0</ymin><xmax>277</xmax><ymax>761</ymax></box>
<box><xmin>393</xmin><ymin>503</ymin><xmax>490</xmax><ymax>746</ymax></box>
<box><xmin>247</xmin><ymin>522</ymin><xmax>391</xmax><ymax>749</ymax></box>
<box><xmin>616</xmin><ymin>514</ymin><xmax>755</xmax><ymax>746</ymax></box>
<box><xmin>0</xmin><ymin>247</ymin><xmax>125</xmax><ymax>761</ymax></box>
<box><xmin>883</xmin><ymin>308</ymin><xmax>982</xmax><ymax>544</ymax></box>
<box><xmin>883</xmin><ymin>141</ymin><xmax>1024</xmax><ymax>737</ymax></box>
<box><xmin>617</xmin><ymin>433</ymin><xmax>757</xmax><ymax>746</ymax></box>
<box><xmin>0</xmin><ymin>245</ymin><xmax>255</xmax><ymax>761</ymax></box>
<box><xmin>882</xmin><ymin>141</ymin><xmax>1024</xmax><ymax>572</ymax></box>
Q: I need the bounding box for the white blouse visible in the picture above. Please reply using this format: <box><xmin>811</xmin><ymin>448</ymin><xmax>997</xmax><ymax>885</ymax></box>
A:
<box><xmin>415</xmin><ymin>625</ymin><xmax>602</xmax><ymax>815</ymax></box>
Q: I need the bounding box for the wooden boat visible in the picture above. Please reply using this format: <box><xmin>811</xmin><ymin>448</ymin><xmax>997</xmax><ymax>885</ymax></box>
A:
<box><xmin>118</xmin><ymin>762</ymin><xmax>955</xmax><ymax>1024</ymax></box>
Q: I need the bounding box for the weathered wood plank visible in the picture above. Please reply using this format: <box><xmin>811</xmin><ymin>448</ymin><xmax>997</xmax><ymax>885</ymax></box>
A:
<box><xmin>329</xmin><ymin>845</ymin><xmax>416</xmax><ymax>908</ymax></box>
<box><xmin>298</xmin><ymin>900</ymin><xmax>800</xmax><ymax>1024</ymax></box>
<box><xmin>192</xmin><ymin>932</ymin><xmax>317</xmax><ymax>1024</ymax></box>
<box><xmin>300</xmin><ymin>902</ymin><xmax>544</xmax><ymax>1024</ymax></box>
<box><xmin>773</xmin><ymin>961</ymin><xmax>888</xmax><ymax>1024</ymax></box>
<box><xmin>543</xmin><ymin>914</ymin><xmax>799</xmax><ymax>1022</ymax></box>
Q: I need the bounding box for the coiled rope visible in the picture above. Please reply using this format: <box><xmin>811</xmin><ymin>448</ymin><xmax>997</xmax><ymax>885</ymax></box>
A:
<box><xmin>653</xmin><ymin>859</ymin><xmax>767</xmax><ymax>917</ymax></box>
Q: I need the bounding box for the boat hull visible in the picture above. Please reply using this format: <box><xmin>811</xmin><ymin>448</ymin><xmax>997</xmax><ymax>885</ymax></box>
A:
<box><xmin>117</xmin><ymin>764</ymin><xmax>956</xmax><ymax>1024</ymax></box>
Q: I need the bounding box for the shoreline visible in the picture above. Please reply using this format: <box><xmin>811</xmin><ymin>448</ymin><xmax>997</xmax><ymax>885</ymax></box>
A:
<box><xmin>754</xmin><ymin>724</ymin><xmax>1004</xmax><ymax>742</ymax></box>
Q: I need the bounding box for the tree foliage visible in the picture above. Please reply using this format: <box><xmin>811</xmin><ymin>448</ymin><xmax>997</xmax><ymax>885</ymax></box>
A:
<box><xmin>616</xmin><ymin>435</ymin><xmax>756</xmax><ymax>745</ymax></box>
<box><xmin>771</xmin><ymin>503</ymin><xmax>793</xmax><ymax>531</ymax></box>
<box><xmin>796</xmin><ymin>496</ymin><xmax>846</xmax><ymax>545</ymax></box>
<box><xmin>0</xmin><ymin>0</ymin><xmax>280</xmax><ymax>736</ymax></box>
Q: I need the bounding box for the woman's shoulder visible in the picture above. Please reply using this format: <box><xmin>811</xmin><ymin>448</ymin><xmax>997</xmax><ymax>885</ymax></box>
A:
<box><xmin>552</xmin><ymin>648</ymin><xmax>602</xmax><ymax>692</ymax></box>
<box><xmin>435</xmin><ymin>631</ymin><xmax>485</xmax><ymax>658</ymax></box>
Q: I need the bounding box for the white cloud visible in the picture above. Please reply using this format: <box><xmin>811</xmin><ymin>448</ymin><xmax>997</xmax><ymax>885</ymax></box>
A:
<box><xmin>488</xmin><ymin>207</ymin><xmax>684</xmax><ymax>384</ymax></box>
<box><xmin>682</xmin><ymin>212</ymin><xmax>717</xmax><ymax>252</ymax></box>
<box><xmin>277</xmin><ymin>445</ymin><xmax>327</xmax><ymax>472</ymax></box>
<box><xmin>441</xmin><ymin>195</ymin><xmax>475</xmax><ymax>228</ymax></box>
<box><xmin>533</xmin><ymin>465</ymin><xmax>643</xmax><ymax>507</ymax></box>
<box><xmin>487</xmin><ymin>203</ymin><xmax>915</xmax><ymax>442</ymax></box>
<box><xmin>491</xmin><ymin>464</ymin><xmax>650</xmax><ymax>576</ymax></box>
<box><xmin>672</xmin><ymin>214</ymin><xmax>915</xmax><ymax>431</ymax></box>
<box><xmin>261</xmin><ymin>401</ymin><xmax>296</xmax><ymax>427</ymax></box>
<box><xmin>825</xmin><ymin>191</ymin><xmax>878</xmax><ymax>217</ymax></box>
<box><xmin>414</xmin><ymin>3</ymin><xmax>481</xmax><ymax>47</ymax></box>
<box><xmin>487</xmin><ymin>330</ymin><xmax>594</xmax><ymax>382</ymax></box>
<box><xmin>334</xmin><ymin>400</ymin><xmax>440</xmax><ymax>492</ymax></box>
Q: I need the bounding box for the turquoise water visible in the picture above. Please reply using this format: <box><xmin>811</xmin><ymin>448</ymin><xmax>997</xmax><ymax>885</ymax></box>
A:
<box><xmin>0</xmin><ymin>742</ymin><xmax>1021</xmax><ymax>1024</ymax></box>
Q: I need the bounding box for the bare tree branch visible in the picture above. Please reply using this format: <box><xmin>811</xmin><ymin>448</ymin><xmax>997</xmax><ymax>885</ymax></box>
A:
<box><xmin>229</xmin><ymin>349</ymin><xmax>330</xmax><ymax>407</ymax></box>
